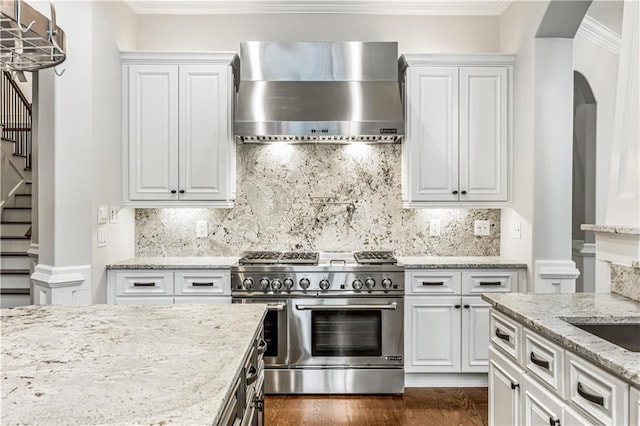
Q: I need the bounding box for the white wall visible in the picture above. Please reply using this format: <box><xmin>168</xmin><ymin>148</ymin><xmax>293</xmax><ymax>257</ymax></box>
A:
<box><xmin>136</xmin><ymin>14</ymin><xmax>500</xmax><ymax>53</ymax></box>
<box><xmin>499</xmin><ymin>1</ymin><xmax>549</xmax><ymax>289</ymax></box>
<box><xmin>90</xmin><ymin>1</ymin><xmax>137</xmax><ymax>304</ymax></box>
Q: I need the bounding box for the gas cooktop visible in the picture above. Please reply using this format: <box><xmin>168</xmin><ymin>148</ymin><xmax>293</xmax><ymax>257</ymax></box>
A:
<box><xmin>237</xmin><ymin>251</ymin><xmax>397</xmax><ymax>266</ymax></box>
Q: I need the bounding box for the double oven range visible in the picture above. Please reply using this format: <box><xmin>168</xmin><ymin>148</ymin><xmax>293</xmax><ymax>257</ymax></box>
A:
<box><xmin>231</xmin><ymin>251</ymin><xmax>404</xmax><ymax>394</ymax></box>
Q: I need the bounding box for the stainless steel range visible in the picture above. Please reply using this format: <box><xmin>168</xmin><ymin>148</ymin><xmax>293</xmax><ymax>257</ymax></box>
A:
<box><xmin>231</xmin><ymin>251</ymin><xmax>404</xmax><ymax>395</ymax></box>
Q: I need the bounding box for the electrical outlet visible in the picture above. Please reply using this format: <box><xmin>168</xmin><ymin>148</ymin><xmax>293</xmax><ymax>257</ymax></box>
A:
<box><xmin>429</xmin><ymin>219</ymin><xmax>441</xmax><ymax>236</ymax></box>
<box><xmin>196</xmin><ymin>220</ymin><xmax>208</xmax><ymax>238</ymax></box>
<box><xmin>97</xmin><ymin>205</ymin><xmax>108</xmax><ymax>224</ymax></box>
<box><xmin>511</xmin><ymin>220</ymin><xmax>521</xmax><ymax>239</ymax></box>
<box><xmin>97</xmin><ymin>227</ymin><xmax>108</xmax><ymax>247</ymax></box>
<box><xmin>474</xmin><ymin>220</ymin><xmax>491</xmax><ymax>236</ymax></box>
<box><xmin>109</xmin><ymin>206</ymin><xmax>120</xmax><ymax>224</ymax></box>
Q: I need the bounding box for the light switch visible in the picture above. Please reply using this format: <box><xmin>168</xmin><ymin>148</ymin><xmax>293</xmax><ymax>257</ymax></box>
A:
<box><xmin>109</xmin><ymin>206</ymin><xmax>120</xmax><ymax>224</ymax></box>
<box><xmin>196</xmin><ymin>220</ymin><xmax>208</xmax><ymax>238</ymax></box>
<box><xmin>97</xmin><ymin>227</ymin><xmax>108</xmax><ymax>247</ymax></box>
<box><xmin>97</xmin><ymin>205</ymin><xmax>108</xmax><ymax>224</ymax></box>
<box><xmin>474</xmin><ymin>220</ymin><xmax>491</xmax><ymax>236</ymax></box>
<box><xmin>429</xmin><ymin>219</ymin><xmax>441</xmax><ymax>236</ymax></box>
<box><xmin>511</xmin><ymin>220</ymin><xmax>521</xmax><ymax>239</ymax></box>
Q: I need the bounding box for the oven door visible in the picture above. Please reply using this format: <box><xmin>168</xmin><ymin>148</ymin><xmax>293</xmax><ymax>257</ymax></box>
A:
<box><xmin>288</xmin><ymin>297</ymin><xmax>403</xmax><ymax>367</ymax></box>
<box><xmin>232</xmin><ymin>298</ymin><xmax>288</xmax><ymax>367</ymax></box>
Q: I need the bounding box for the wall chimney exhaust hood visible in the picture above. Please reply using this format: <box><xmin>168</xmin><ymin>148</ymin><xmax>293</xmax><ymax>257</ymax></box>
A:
<box><xmin>234</xmin><ymin>41</ymin><xmax>404</xmax><ymax>143</ymax></box>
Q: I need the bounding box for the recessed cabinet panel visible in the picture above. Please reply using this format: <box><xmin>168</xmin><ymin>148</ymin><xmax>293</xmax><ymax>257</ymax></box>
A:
<box><xmin>408</xmin><ymin>67</ymin><xmax>459</xmax><ymax>201</ymax></box>
<box><xmin>461</xmin><ymin>296</ymin><xmax>490</xmax><ymax>372</ymax></box>
<box><xmin>179</xmin><ymin>66</ymin><xmax>229</xmax><ymax>201</ymax></box>
<box><xmin>459</xmin><ymin>67</ymin><xmax>508</xmax><ymax>201</ymax></box>
<box><xmin>523</xmin><ymin>374</ymin><xmax>564</xmax><ymax>426</ymax></box>
<box><xmin>488</xmin><ymin>347</ymin><xmax>522</xmax><ymax>426</ymax></box>
<box><xmin>128</xmin><ymin>65</ymin><xmax>179</xmax><ymax>201</ymax></box>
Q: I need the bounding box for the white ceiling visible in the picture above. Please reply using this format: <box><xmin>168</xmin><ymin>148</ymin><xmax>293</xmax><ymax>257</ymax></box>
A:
<box><xmin>124</xmin><ymin>0</ymin><xmax>512</xmax><ymax>15</ymax></box>
<box><xmin>586</xmin><ymin>0</ymin><xmax>623</xmax><ymax>34</ymax></box>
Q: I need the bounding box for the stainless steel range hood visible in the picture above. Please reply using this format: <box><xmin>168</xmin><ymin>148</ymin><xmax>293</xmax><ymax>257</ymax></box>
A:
<box><xmin>234</xmin><ymin>41</ymin><xmax>404</xmax><ymax>143</ymax></box>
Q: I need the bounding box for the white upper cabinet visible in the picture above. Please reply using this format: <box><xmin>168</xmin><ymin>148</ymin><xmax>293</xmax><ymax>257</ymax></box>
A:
<box><xmin>401</xmin><ymin>55</ymin><xmax>514</xmax><ymax>207</ymax></box>
<box><xmin>122</xmin><ymin>52</ymin><xmax>236</xmax><ymax>207</ymax></box>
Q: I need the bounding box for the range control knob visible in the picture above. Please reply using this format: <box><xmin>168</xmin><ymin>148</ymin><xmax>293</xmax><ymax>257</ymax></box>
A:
<box><xmin>381</xmin><ymin>277</ymin><xmax>393</xmax><ymax>290</ymax></box>
<box><xmin>364</xmin><ymin>277</ymin><xmax>376</xmax><ymax>290</ymax></box>
<box><xmin>299</xmin><ymin>278</ymin><xmax>311</xmax><ymax>290</ymax></box>
<box><xmin>319</xmin><ymin>279</ymin><xmax>331</xmax><ymax>291</ymax></box>
<box><xmin>352</xmin><ymin>279</ymin><xmax>364</xmax><ymax>290</ymax></box>
<box><xmin>271</xmin><ymin>279</ymin><xmax>282</xmax><ymax>291</ymax></box>
<box><xmin>259</xmin><ymin>277</ymin><xmax>270</xmax><ymax>291</ymax></box>
<box><xmin>242</xmin><ymin>277</ymin><xmax>254</xmax><ymax>290</ymax></box>
<box><xmin>283</xmin><ymin>277</ymin><xmax>294</xmax><ymax>290</ymax></box>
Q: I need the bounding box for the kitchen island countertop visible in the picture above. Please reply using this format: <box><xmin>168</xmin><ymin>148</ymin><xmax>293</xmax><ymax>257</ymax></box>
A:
<box><xmin>1</xmin><ymin>303</ymin><xmax>266</xmax><ymax>425</ymax></box>
<box><xmin>106</xmin><ymin>256</ymin><xmax>240</xmax><ymax>269</ymax></box>
<box><xmin>482</xmin><ymin>292</ymin><xmax>640</xmax><ymax>386</ymax></box>
<box><xmin>398</xmin><ymin>256</ymin><xmax>527</xmax><ymax>269</ymax></box>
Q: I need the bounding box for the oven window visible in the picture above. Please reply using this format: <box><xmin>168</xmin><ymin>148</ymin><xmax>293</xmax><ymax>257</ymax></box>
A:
<box><xmin>311</xmin><ymin>311</ymin><xmax>382</xmax><ymax>357</ymax></box>
<box><xmin>263</xmin><ymin>310</ymin><xmax>278</xmax><ymax>358</ymax></box>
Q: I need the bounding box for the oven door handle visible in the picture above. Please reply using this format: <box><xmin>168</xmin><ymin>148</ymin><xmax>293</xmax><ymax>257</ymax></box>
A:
<box><xmin>267</xmin><ymin>302</ymin><xmax>286</xmax><ymax>311</ymax></box>
<box><xmin>295</xmin><ymin>302</ymin><xmax>398</xmax><ymax>311</ymax></box>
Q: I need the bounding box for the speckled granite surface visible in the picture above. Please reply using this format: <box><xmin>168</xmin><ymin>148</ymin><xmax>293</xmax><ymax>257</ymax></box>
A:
<box><xmin>581</xmin><ymin>224</ymin><xmax>640</xmax><ymax>234</ymax></box>
<box><xmin>107</xmin><ymin>256</ymin><xmax>240</xmax><ymax>269</ymax></box>
<box><xmin>136</xmin><ymin>144</ymin><xmax>500</xmax><ymax>257</ymax></box>
<box><xmin>611</xmin><ymin>263</ymin><xmax>640</xmax><ymax>302</ymax></box>
<box><xmin>399</xmin><ymin>256</ymin><xmax>527</xmax><ymax>269</ymax></box>
<box><xmin>482</xmin><ymin>293</ymin><xmax>640</xmax><ymax>386</ymax></box>
<box><xmin>1</xmin><ymin>304</ymin><xmax>266</xmax><ymax>425</ymax></box>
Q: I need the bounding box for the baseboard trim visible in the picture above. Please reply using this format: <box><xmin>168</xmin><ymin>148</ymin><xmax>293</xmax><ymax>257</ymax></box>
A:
<box><xmin>405</xmin><ymin>373</ymin><xmax>487</xmax><ymax>387</ymax></box>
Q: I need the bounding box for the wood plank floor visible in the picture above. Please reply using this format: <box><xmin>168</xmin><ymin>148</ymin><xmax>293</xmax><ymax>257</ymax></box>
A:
<box><xmin>265</xmin><ymin>387</ymin><xmax>488</xmax><ymax>426</ymax></box>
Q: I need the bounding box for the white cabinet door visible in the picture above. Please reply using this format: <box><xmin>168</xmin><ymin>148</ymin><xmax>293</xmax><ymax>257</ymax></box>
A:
<box><xmin>461</xmin><ymin>296</ymin><xmax>490</xmax><ymax>372</ymax></box>
<box><xmin>179</xmin><ymin>65</ymin><xmax>231</xmax><ymax>201</ymax></box>
<box><xmin>127</xmin><ymin>64</ymin><xmax>179</xmax><ymax>201</ymax></box>
<box><xmin>405</xmin><ymin>296</ymin><xmax>461</xmax><ymax>372</ymax></box>
<box><xmin>488</xmin><ymin>347</ymin><xmax>522</xmax><ymax>426</ymax></box>
<box><xmin>523</xmin><ymin>374</ymin><xmax>564</xmax><ymax>426</ymax></box>
<box><xmin>631</xmin><ymin>386</ymin><xmax>640</xmax><ymax>426</ymax></box>
<box><xmin>406</xmin><ymin>67</ymin><xmax>459</xmax><ymax>202</ymax></box>
<box><xmin>459</xmin><ymin>67</ymin><xmax>508</xmax><ymax>201</ymax></box>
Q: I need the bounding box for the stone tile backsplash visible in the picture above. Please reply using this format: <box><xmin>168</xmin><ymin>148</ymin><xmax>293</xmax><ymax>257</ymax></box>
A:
<box><xmin>610</xmin><ymin>263</ymin><xmax>640</xmax><ymax>302</ymax></box>
<box><xmin>136</xmin><ymin>144</ymin><xmax>500</xmax><ymax>256</ymax></box>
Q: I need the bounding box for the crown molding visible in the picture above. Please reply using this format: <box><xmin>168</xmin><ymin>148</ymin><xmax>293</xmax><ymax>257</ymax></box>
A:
<box><xmin>125</xmin><ymin>0</ymin><xmax>511</xmax><ymax>16</ymax></box>
<box><xmin>577</xmin><ymin>14</ymin><xmax>621</xmax><ymax>55</ymax></box>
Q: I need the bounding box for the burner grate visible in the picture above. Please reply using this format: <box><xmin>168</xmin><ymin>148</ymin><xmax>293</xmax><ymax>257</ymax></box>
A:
<box><xmin>354</xmin><ymin>251</ymin><xmax>397</xmax><ymax>265</ymax></box>
<box><xmin>238</xmin><ymin>251</ymin><xmax>282</xmax><ymax>264</ymax></box>
<box><xmin>280</xmin><ymin>251</ymin><xmax>319</xmax><ymax>265</ymax></box>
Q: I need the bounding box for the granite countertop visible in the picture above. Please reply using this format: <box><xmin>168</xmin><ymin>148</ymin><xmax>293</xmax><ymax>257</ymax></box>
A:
<box><xmin>398</xmin><ymin>256</ymin><xmax>527</xmax><ymax>269</ymax></box>
<box><xmin>482</xmin><ymin>293</ymin><xmax>640</xmax><ymax>386</ymax></box>
<box><xmin>1</xmin><ymin>303</ymin><xmax>266</xmax><ymax>425</ymax></box>
<box><xmin>107</xmin><ymin>256</ymin><xmax>240</xmax><ymax>269</ymax></box>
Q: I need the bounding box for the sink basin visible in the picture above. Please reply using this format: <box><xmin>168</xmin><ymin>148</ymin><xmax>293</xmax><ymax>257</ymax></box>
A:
<box><xmin>568</xmin><ymin>322</ymin><xmax>640</xmax><ymax>352</ymax></box>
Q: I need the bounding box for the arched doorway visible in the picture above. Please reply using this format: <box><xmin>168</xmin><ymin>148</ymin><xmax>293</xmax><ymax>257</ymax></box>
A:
<box><xmin>572</xmin><ymin>71</ymin><xmax>597</xmax><ymax>292</ymax></box>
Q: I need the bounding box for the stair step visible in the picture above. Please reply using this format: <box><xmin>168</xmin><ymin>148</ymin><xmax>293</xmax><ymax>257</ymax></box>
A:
<box><xmin>0</xmin><ymin>269</ymin><xmax>30</xmax><ymax>275</ymax></box>
<box><xmin>3</xmin><ymin>207</ymin><xmax>31</xmax><ymax>222</ymax></box>
<box><xmin>0</xmin><ymin>253</ymin><xmax>30</xmax><ymax>270</ymax></box>
<box><xmin>14</xmin><ymin>194</ymin><xmax>32</xmax><ymax>208</ymax></box>
<box><xmin>0</xmin><ymin>272</ymin><xmax>30</xmax><ymax>288</ymax></box>
<box><xmin>1</xmin><ymin>288</ymin><xmax>30</xmax><ymax>294</ymax></box>
<box><xmin>0</xmin><ymin>238</ymin><xmax>30</xmax><ymax>252</ymax></box>
<box><xmin>0</xmin><ymin>292</ymin><xmax>31</xmax><ymax>308</ymax></box>
<box><xmin>0</xmin><ymin>222</ymin><xmax>30</xmax><ymax>237</ymax></box>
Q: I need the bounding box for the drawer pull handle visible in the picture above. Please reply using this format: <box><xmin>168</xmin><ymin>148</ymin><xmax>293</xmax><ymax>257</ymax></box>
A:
<box><xmin>480</xmin><ymin>281</ymin><xmax>502</xmax><ymax>286</ymax></box>
<box><xmin>246</xmin><ymin>365</ymin><xmax>258</xmax><ymax>386</ymax></box>
<box><xmin>192</xmin><ymin>282</ymin><xmax>214</xmax><ymax>287</ymax></box>
<box><xmin>422</xmin><ymin>281</ymin><xmax>444</xmax><ymax>286</ymax></box>
<box><xmin>257</xmin><ymin>339</ymin><xmax>267</xmax><ymax>355</ymax></box>
<box><xmin>549</xmin><ymin>417</ymin><xmax>560</xmax><ymax>426</ymax></box>
<box><xmin>530</xmin><ymin>352</ymin><xmax>550</xmax><ymax>370</ymax></box>
<box><xmin>495</xmin><ymin>328</ymin><xmax>510</xmax><ymax>342</ymax></box>
<box><xmin>510</xmin><ymin>382</ymin><xmax>519</xmax><ymax>390</ymax></box>
<box><xmin>577</xmin><ymin>382</ymin><xmax>605</xmax><ymax>406</ymax></box>
<box><xmin>133</xmin><ymin>282</ymin><xmax>155</xmax><ymax>287</ymax></box>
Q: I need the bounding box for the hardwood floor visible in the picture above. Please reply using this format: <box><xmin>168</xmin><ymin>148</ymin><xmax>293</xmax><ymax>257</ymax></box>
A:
<box><xmin>265</xmin><ymin>387</ymin><xmax>488</xmax><ymax>426</ymax></box>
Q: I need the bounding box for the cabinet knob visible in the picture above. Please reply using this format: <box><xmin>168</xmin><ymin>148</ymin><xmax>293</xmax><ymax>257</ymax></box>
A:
<box><xmin>170</xmin><ymin>190</ymin><xmax>177</xmax><ymax>194</ymax></box>
<box><xmin>463</xmin><ymin>304</ymin><xmax>470</xmax><ymax>309</ymax></box>
<box><xmin>452</xmin><ymin>190</ymin><xmax>458</xmax><ymax>195</ymax></box>
<box><xmin>461</xmin><ymin>190</ymin><xmax>467</xmax><ymax>195</ymax></box>
<box><xmin>179</xmin><ymin>189</ymin><xmax>185</xmax><ymax>194</ymax></box>
<box><xmin>454</xmin><ymin>304</ymin><xmax>461</xmax><ymax>309</ymax></box>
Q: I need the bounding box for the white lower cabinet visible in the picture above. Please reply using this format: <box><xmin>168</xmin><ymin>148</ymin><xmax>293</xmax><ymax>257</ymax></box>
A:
<box><xmin>405</xmin><ymin>268</ymin><xmax>521</xmax><ymax>382</ymax></box>
<box><xmin>108</xmin><ymin>269</ymin><xmax>231</xmax><ymax>304</ymax></box>
<box><xmin>488</xmin><ymin>307</ymin><xmax>633</xmax><ymax>426</ymax></box>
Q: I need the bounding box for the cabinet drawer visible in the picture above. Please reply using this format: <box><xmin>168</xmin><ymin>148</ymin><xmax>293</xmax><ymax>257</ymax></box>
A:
<box><xmin>174</xmin><ymin>296</ymin><xmax>230</xmax><ymax>304</ymax></box>
<box><xmin>565</xmin><ymin>352</ymin><xmax>629</xmax><ymax>426</ymax></box>
<box><xmin>524</xmin><ymin>329</ymin><xmax>564</xmax><ymax>397</ymax></box>
<box><xmin>175</xmin><ymin>271</ymin><xmax>229</xmax><ymax>296</ymax></box>
<box><xmin>631</xmin><ymin>386</ymin><xmax>640</xmax><ymax>426</ymax></box>
<box><xmin>406</xmin><ymin>270</ymin><xmax>461</xmax><ymax>295</ymax></box>
<box><xmin>462</xmin><ymin>270</ymin><xmax>515</xmax><ymax>294</ymax></box>
<box><xmin>489</xmin><ymin>309</ymin><xmax>521</xmax><ymax>363</ymax></box>
<box><xmin>114</xmin><ymin>271</ymin><xmax>173</xmax><ymax>296</ymax></box>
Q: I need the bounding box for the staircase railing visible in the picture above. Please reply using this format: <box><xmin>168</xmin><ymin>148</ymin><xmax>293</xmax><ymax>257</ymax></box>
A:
<box><xmin>1</xmin><ymin>71</ymin><xmax>32</xmax><ymax>170</ymax></box>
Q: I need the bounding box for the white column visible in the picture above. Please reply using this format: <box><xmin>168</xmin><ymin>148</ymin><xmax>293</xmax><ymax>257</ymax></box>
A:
<box><xmin>532</xmin><ymin>38</ymin><xmax>579</xmax><ymax>292</ymax></box>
